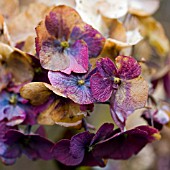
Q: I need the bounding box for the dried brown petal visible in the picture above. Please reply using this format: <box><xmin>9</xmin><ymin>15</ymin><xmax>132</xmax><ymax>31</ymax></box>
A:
<box><xmin>20</xmin><ymin>82</ymin><xmax>52</xmax><ymax>105</ymax></box>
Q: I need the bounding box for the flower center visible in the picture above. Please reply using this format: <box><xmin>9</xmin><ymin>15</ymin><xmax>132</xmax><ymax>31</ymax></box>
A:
<box><xmin>77</xmin><ymin>79</ymin><xmax>85</xmax><ymax>85</ymax></box>
<box><xmin>9</xmin><ymin>94</ymin><xmax>18</xmax><ymax>105</ymax></box>
<box><xmin>113</xmin><ymin>77</ymin><xmax>121</xmax><ymax>84</ymax></box>
<box><xmin>60</xmin><ymin>41</ymin><xmax>69</xmax><ymax>48</ymax></box>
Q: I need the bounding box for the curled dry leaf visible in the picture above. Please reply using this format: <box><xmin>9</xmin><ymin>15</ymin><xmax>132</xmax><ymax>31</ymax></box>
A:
<box><xmin>20</xmin><ymin>82</ymin><xmax>52</xmax><ymax>106</ymax></box>
<box><xmin>20</xmin><ymin>82</ymin><xmax>87</xmax><ymax>128</ymax></box>
<box><xmin>37</xmin><ymin>99</ymin><xmax>85</xmax><ymax>128</ymax></box>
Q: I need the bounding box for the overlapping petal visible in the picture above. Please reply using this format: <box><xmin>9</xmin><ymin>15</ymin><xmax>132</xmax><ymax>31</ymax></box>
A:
<box><xmin>36</xmin><ymin>5</ymin><xmax>105</xmax><ymax>73</ymax></box>
<box><xmin>52</xmin><ymin>123</ymin><xmax>160</xmax><ymax>166</ymax></box>
<box><xmin>4</xmin><ymin>130</ymin><xmax>54</xmax><ymax>160</ymax></box>
<box><xmin>48</xmin><ymin>71</ymin><xmax>95</xmax><ymax>104</ymax></box>
<box><xmin>115</xmin><ymin>56</ymin><xmax>141</xmax><ymax>79</ymax></box>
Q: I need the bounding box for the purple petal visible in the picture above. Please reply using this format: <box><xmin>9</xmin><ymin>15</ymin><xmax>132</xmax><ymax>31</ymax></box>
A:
<box><xmin>90</xmin><ymin>72</ymin><xmax>113</xmax><ymax>102</ymax></box>
<box><xmin>45</xmin><ymin>6</ymin><xmax>82</xmax><ymax>39</ymax></box>
<box><xmin>5</xmin><ymin>130</ymin><xmax>54</xmax><ymax>160</ymax></box>
<box><xmin>92</xmin><ymin>126</ymin><xmax>160</xmax><ymax>160</ymax></box>
<box><xmin>110</xmin><ymin>94</ymin><xmax>127</xmax><ymax>131</ymax></box>
<box><xmin>28</xmin><ymin>135</ymin><xmax>54</xmax><ymax>160</ymax></box>
<box><xmin>62</xmin><ymin>40</ymin><xmax>88</xmax><ymax>74</ymax></box>
<box><xmin>53</xmin><ymin>139</ymin><xmax>83</xmax><ymax>166</ymax></box>
<box><xmin>3</xmin><ymin>105</ymin><xmax>26</xmax><ymax>126</ymax></box>
<box><xmin>90</xmin><ymin>123</ymin><xmax>114</xmax><ymax>145</ymax></box>
<box><xmin>1</xmin><ymin>157</ymin><xmax>16</xmax><ymax>165</ymax></box>
<box><xmin>70</xmin><ymin>131</ymin><xmax>94</xmax><ymax>158</ymax></box>
<box><xmin>115</xmin><ymin>56</ymin><xmax>141</xmax><ymax>80</ymax></box>
<box><xmin>96</xmin><ymin>58</ymin><xmax>117</xmax><ymax>77</ymax></box>
<box><xmin>80</xmin><ymin>152</ymin><xmax>106</xmax><ymax>167</ymax></box>
<box><xmin>48</xmin><ymin>71</ymin><xmax>95</xmax><ymax>104</ymax></box>
<box><xmin>111</xmin><ymin>77</ymin><xmax>148</xmax><ymax>129</ymax></box>
<box><xmin>70</xmin><ymin>24</ymin><xmax>105</xmax><ymax>57</ymax></box>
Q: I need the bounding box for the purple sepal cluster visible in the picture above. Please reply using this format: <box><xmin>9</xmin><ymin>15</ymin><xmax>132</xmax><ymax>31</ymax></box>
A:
<box><xmin>52</xmin><ymin>123</ymin><xmax>159</xmax><ymax>167</ymax></box>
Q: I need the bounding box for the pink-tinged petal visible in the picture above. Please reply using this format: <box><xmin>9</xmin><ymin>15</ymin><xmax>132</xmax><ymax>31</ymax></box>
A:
<box><xmin>115</xmin><ymin>77</ymin><xmax>148</xmax><ymax>112</ymax></box>
<box><xmin>93</xmin><ymin>126</ymin><xmax>160</xmax><ymax>160</ymax></box>
<box><xmin>36</xmin><ymin>5</ymin><xmax>82</xmax><ymax>55</ymax></box>
<box><xmin>111</xmin><ymin>77</ymin><xmax>148</xmax><ymax>130</ymax></box>
<box><xmin>62</xmin><ymin>40</ymin><xmax>88</xmax><ymax>74</ymax></box>
<box><xmin>110</xmin><ymin>94</ymin><xmax>127</xmax><ymax>131</ymax></box>
<box><xmin>39</xmin><ymin>39</ymin><xmax>70</xmax><ymax>71</ymax></box>
<box><xmin>115</xmin><ymin>56</ymin><xmax>141</xmax><ymax>80</ymax></box>
<box><xmin>90</xmin><ymin>73</ymin><xmax>113</xmax><ymax>102</ymax></box>
<box><xmin>96</xmin><ymin>58</ymin><xmax>117</xmax><ymax>77</ymax></box>
<box><xmin>2</xmin><ymin>106</ymin><xmax>26</xmax><ymax>126</ymax></box>
<box><xmin>70</xmin><ymin>23</ymin><xmax>105</xmax><ymax>57</ymax></box>
<box><xmin>45</xmin><ymin>5</ymin><xmax>82</xmax><ymax>39</ymax></box>
<box><xmin>48</xmin><ymin>71</ymin><xmax>95</xmax><ymax>104</ymax></box>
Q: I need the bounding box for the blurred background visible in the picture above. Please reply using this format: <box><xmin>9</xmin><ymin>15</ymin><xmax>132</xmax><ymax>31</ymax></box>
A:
<box><xmin>0</xmin><ymin>0</ymin><xmax>170</xmax><ymax>170</ymax></box>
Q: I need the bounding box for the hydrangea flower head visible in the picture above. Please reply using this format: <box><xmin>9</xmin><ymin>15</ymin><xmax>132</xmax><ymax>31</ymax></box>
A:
<box><xmin>90</xmin><ymin>56</ymin><xmax>148</xmax><ymax>130</ymax></box>
<box><xmin>36</xmin><ymin>5</ymin><xmax>105</xmax><ymax>74</ymax></box>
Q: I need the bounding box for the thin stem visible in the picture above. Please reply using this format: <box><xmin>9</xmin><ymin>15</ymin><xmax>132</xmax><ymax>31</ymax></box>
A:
<box><xmin>82</xmin><ymin>118</ymin><xmax>88</xmax><ymax>131</ymax></box>
<box><xmin>24</xmin><ymin>125</ymin><xmax>32</xmax><ymax>134</ymax></box>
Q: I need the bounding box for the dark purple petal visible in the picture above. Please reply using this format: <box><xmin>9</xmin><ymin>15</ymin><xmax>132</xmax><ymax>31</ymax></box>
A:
<box><xmin>70</xmin><ymin>132</ymin><xmax>94</xmax><ymax>158</ymax></box>
<box><xmin>53</xmin><ymin>139</ymin><xmax>83</xmax><ymax>166</ymax></box>
<box><xmin>90</xmin><ymin>123</ymin><xmax>114</xmax><ymax>145</ymax></box>
<box><xmin>28</xmin><ymin>135</ymin><xmax>54</xmax><ymax>160</ymax></box>
<box><xmin>90</xmin><ymin>73</ymin><xmax>113</xmax><ymax>102</ymax></box>
<box><xmin>70</xmin><ymin>24</ymin><xmax>105</xmax><ymax>57</ymax></box>
<box><xmin>80</xmin><ymin>152</ymin><xmax>106</xmax><ymax>167</ymax></box>
<box><xmin>115</xmin><ymin>56</ymin><xmax>141</xmax><ymax>80</ymax></box>
<box><xmin>92</xmin><ymin>126</ymin><xmax>160</xmax><ymax>160</ymax></box>
<box><xmin>48</xmin><ymin>71</ymin><xmax>95</xmax><ymax>104</ymax></box>
<box><xmin>96</xmin><ymin>58</ymin><xmax>117</xmax><ymax>77</ymax></box>
<box><xmin>5</xmin><ymin>130</ymin><xmax>54</xmax><ymax>160</ymax></box>
<box><xmin>62</xmin><ymin>40</ymin><xmax>88</xmax><ymax>74</ymax></box>
<box><xmin>53</xmin><ymin>131</ymin><xmax>94</xmax><ymax>166</ymax></box>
